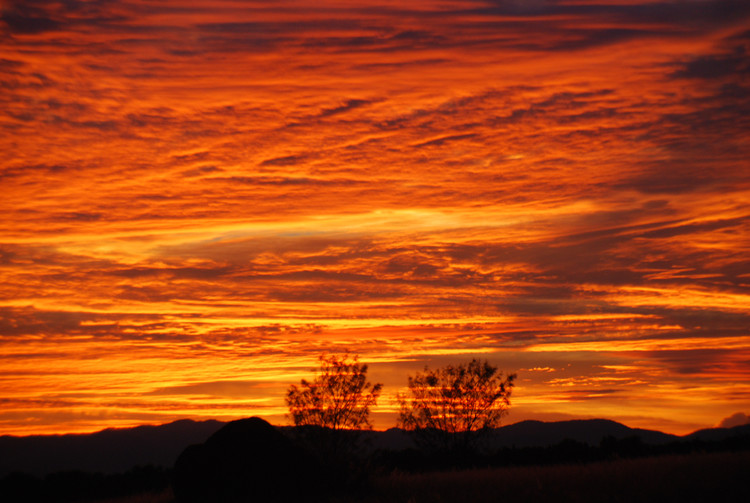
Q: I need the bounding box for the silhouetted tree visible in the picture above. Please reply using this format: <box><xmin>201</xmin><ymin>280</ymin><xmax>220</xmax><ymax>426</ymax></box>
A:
<box><xmin>398</xmin><ymin>358</ymin><xmax>516</xmax><ymax>453</ymax></box>
<box><xmin>286</xmin><ymin>354</ymin><xmax>383</xmax><ymax>484</ymax></box>
<box><xmin>286</xmin><ymin>354</ymin><xmax>383</xmax><ymax>431</ymax></box>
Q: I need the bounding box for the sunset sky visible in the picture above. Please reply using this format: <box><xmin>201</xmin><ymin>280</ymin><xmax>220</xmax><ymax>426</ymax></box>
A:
<box><xmin>1</xmin><ymin>0</ymin><xmax>749</xmax><ymax>437</ymax></box>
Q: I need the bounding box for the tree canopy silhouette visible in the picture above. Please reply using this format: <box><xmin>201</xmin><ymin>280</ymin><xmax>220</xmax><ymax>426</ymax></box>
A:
<box><xmin>286</xmin><ymin>354</ymin><xmax>383</xmax><ymax>431</ymax></box>
<box><xmin>398</xmin><ymin>358</ymin><xmax>516</xmax><ymax>452</ymax></box>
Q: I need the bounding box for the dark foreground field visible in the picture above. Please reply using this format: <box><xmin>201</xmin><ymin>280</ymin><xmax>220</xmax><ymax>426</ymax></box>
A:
<box><xmin>93</xmin><ymin>450</ymin><xmax>749</xmax><ymax>503</ymax></box>
<box><xmin>355</xmin><ymin>450</ymin><xmax>750</xmax><ymax>503</ymax></box>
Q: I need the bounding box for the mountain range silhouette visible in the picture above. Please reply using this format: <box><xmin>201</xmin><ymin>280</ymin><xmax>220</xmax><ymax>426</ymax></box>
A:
<box><xmin>2</xmin><ymin>419</ymin><xmax>748</xmax><ymax>476</ymax></box>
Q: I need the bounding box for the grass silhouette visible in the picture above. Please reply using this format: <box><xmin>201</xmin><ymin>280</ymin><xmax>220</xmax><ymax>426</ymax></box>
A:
<box><xmin>87</xmin><ymin>450</ymin><xmax>748</xmax><ymax>503</ymax></box>
<box><xmin>85</xmin><ymin>488</ymin><xmax>173</xmax><ymax>503</ymax></box>
<box><xmin>352</xmin><ymin>450</ymin><xmax>750</xmax><ymax>503</ymax></box>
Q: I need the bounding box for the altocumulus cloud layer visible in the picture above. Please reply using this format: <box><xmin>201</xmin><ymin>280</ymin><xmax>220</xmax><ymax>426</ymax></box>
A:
<box><xmin>1</xmin><ymin>0</ymin><xmax>749</xmax><ymax>435</ymax></box>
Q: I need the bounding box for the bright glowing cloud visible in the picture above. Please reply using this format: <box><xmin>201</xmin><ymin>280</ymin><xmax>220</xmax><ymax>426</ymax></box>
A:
<box><xmin>1</xmin><ymin>0</ymin><xmax>749</xmax><ymax>436</ymax></box>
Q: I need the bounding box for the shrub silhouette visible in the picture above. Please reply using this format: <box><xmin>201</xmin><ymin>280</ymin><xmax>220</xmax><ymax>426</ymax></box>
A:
<box><xmin>173</xmin><ymin>417</ymin><xmax>323</xmax><ymax>503</ymax></box>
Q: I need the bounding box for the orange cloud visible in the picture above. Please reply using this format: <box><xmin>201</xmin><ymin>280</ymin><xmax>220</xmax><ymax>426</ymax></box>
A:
<box><xmin>1</xmin><ymin>0</ymin><xmax>749</xmax><ymax>436</ymax></box>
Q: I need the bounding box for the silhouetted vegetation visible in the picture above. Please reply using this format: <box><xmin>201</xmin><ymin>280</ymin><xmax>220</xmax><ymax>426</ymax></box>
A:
<box><xmin>286</xmin><ymin>354</ymin><xmax>382</xmax><ymax>431</ymax></box>
<box><xmin>3</xmin><ymin>421</ymin><xmax>749</xmax><ymax>503</ymax></box>
<box><xmin>3</xmin><ymin>354</ymin><xmax>748</xmax><ymax>503</ymax></box>
<box><xmin>349</xmin><ymin>450</ymin><xmax>750</xmax><ymax>503</ymax></box>
<box><xmin>172</xmin><ymin>417</ymin><xmax>322</xmax><ymax>503</ymax></box>
<box><xmin>0</xmin><ymin>465</ymin><xmax>170</xmax><ymax>503</ymax></box>
<box><xmin>286</xmin><ymin>354</ymin><xmax>383</xmax><ymax>473</ymax></box>
<box><xmin>398</xmin><ymin>358</ymin><xmax>515</xmax><ymax>453</ymax></box>
<box><xmin>370</xmin><ymin>428</ymin><xmax>750</xmax><ymax>473</ymax></box>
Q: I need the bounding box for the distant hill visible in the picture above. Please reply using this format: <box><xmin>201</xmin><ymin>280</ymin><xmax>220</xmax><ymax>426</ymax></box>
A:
<box><xmin>0</xmin><ymin>419</ymin><xmax>223</xmax><ymax>476</ymax></box>
<box><xmin>484</xmin><ymin>419</ymin><xmax>679</xmax><ymax>448</ymax></box>
<box><xmin>357</xmin><ymin>419</ymin><xmax>679</xmax><ymax>452</ymax></box>
<box><xmin>2</xmin><ymin>418</ymin><xmax>749</xmax><ymax>476</ymax></box>
<box><xmin>684</xmin><ymin>423</ymin><xmax>750</xmax><ymax>442</ymax></box>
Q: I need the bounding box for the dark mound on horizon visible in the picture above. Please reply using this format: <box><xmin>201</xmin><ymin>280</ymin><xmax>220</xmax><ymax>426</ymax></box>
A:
<box><xmin>173</xmin><ymin>417</ymin><xmax>323</xmax><ymax>503</ymax></box>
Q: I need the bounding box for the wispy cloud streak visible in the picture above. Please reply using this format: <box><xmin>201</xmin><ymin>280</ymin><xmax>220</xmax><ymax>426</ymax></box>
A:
<box><xmin>1</xmin><ymin>0</ymin><xmax>749</xmax><ymax>435</ymax></box>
